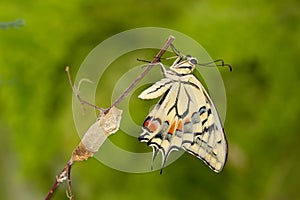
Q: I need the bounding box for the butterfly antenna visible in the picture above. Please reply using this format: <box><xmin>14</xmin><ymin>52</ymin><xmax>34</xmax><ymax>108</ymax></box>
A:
<box><xmin>198</xmin><ymin>59</ymin><xmax>232</xmax><ymax>71</ymax></box>
<box><xmin>214</xmin><ymin>59</ymin><xmax>232</xmax><ymax>71</ymax></box>
<box><xmin>137</xmin><ymin>58</ymin><xmax>151</xmax><ymax>63</ymax></box>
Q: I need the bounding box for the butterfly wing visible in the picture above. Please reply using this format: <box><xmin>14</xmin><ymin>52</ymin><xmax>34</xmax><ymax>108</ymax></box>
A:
<box><xmin>139</xmin><ymin>77</ymin><xmax>181</xmax><ymax>168</ymax></box>
<box><xmin>182</xmin><ymin>75</ymin><xmax>228</xmax><ymax>172</ymax></box>
<box><xmin>138</xmin><ymin>78</ymin><xmax>173</xmax><ymax>99</ymax></box>
<box><xmin>139</xmin><ymin>73</ymin><xmax>228</xmax><ymax>173</ymax></box>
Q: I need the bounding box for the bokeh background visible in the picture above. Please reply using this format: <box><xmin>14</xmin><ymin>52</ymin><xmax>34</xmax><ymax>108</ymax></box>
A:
<box><xmin>1</xmin><ymin>0</ymin><xmax>300</xmax><ymax>199</ymax></box>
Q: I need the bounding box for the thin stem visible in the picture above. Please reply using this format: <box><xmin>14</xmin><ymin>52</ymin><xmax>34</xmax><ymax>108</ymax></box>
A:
<box><xmin>45</xmin><ymin>179</ymin><xmax>60</xmax><ymax>200</ymax></box>
<box><xmin>105</xmin><ymin>35</ymin><xmax>175</xmax><ymax>113</ymax></box>
<box><xmin>65</xmin><ymin>66</ymin><xmax>105</xmax><ymax>112</ymax></box>
<box><xmin>45</xmin><ymin>161</ymin><xmax>73</xmax><ymax>200</ymax></box>
<box><xmin>66</xmin><ymin>160</ymin><xmax>74</xmax><ymax>200</ymax></box>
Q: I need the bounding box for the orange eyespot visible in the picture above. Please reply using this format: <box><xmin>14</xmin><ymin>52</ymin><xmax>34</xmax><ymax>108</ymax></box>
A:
<box><xmin>149</xmin><ymin>121</ymin><xmax>159</xmax><ymax>132</ymax></box>
<box><xmin>143</xmin><ymin>117</ymin><xmax>151</xmax><ymax>127</ymax></box>
<box><xmin>144</xmin><ymin>117</ymin><xmax>162</xmax><ymax>133</ymax></box>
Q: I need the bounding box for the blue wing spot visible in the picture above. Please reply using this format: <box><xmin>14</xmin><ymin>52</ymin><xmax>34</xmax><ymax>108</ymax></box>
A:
<box><xmin>199</xmin><ymin>106</ymin><xmax>206</xmax><ymax>115</ymax></box>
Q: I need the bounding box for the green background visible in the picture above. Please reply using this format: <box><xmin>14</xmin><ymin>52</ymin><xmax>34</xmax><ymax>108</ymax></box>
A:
<box><xmin>1</xmin><ymin>0</ymin><xmax>300</xmax><ymax>199</ymax></box>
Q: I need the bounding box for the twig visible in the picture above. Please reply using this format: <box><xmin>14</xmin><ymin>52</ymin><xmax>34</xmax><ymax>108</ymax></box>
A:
<box><xmin>45</xmin><ymin>105</ymin><xmax>123</xmax><ymax>200</ymax></box>
<box><xmin>45</xmin><ymin>36</ymin><xmax>175</xmax><ymax>199</ymax></box>
<box><xmin>45</xmin><ymin>161</ymin><xmax>73</xmax><ymax>200</ymax></box>
<box><xmin>65</xmin><ymin>66</ymin><xmax>104</xmax><ymax>112</ymax></box>
<box><xmin>66</xmin><ymin>35</ymin><xmax>174</xmax><ymax>114</ymax></box>
<box><xmin>104</xmin><ymin>35</ymin><xmax>175</xmax><ymax>114</ymax></box>
<box><xmin>66</xmin><ymin>160</ymin><xmax>74</xmax><ymax>200</ymax></box>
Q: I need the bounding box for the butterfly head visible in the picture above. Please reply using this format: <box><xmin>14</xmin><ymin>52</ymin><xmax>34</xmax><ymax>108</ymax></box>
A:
<box><xmin>170</xmin><ymin>55</ymin><xmax>197</xmax><ymax>75</ymax></box>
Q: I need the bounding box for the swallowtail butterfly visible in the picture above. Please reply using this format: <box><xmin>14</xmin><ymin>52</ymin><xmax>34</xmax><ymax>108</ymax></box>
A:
<box><xmin>138</xmin><ymin>44</ymin><xmax>229</xmax><ymax>173</ymax></box>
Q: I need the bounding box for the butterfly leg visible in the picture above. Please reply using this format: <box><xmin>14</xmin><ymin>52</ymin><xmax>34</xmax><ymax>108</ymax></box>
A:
<box><xmin>170</xmin><ymin>43</ymin><xmax>185</xmax><ymax>57</ymax></box>
<box><xmin>155</xmin><ymin>62</ymin><xmax>168</xmax><ymax>76</ymax></box>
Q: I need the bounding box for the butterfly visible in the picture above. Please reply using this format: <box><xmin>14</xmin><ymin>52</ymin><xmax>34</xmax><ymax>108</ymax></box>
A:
<box><xmin>138</xmin><ymin>44</ymin><xmax>230</xmax><ymax>173</ymax></box>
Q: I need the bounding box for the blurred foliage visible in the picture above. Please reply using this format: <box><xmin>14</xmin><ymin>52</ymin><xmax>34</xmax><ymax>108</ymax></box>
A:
<box><xmin>0</xmin><ymin>19</ymin><xmax>25</xmax><ymax>29</ymax></box>
<box><xmin>1</xmin><ymin>0</ymin><xmax>300</xmax><ymax>199</ymax></box>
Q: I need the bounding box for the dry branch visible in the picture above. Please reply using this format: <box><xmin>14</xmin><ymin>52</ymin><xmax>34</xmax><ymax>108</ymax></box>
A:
<box><xmin>45</xmin><ymin>35</ymin><xmax>175</xmax><ymax>199</ymax></box>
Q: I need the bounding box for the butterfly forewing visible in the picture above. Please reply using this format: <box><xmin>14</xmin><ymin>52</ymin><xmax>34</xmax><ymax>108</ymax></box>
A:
<box><xmin>138</xmin><ymin>78</ymin><xmax>173</xmax><ymax>100</ymax></box>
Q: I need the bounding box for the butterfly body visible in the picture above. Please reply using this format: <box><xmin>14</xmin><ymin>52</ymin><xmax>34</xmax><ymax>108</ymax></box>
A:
<box><xmin>138</xmin><ymin>54</ymin><xmax>228</xmax><ymax>173</ymax></box>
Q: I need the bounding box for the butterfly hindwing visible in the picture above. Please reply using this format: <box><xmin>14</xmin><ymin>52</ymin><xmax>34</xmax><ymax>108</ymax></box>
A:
<box><xmin>176</xmin><ymin>75</ymin><xmax>228</xmax><ymax>172</ymax></box>
<box><xmin>139</xmin><ymin>78</ymin><xmax>182</xmax><ymax>168</ymax></box>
